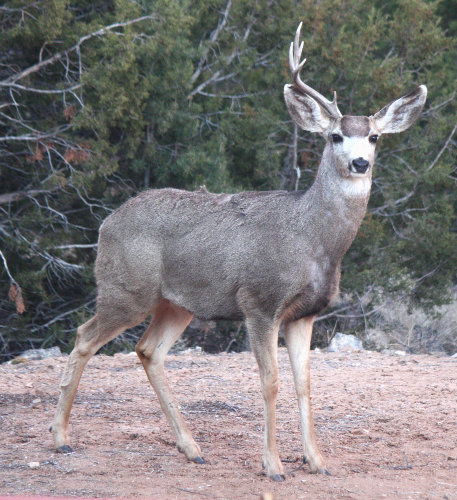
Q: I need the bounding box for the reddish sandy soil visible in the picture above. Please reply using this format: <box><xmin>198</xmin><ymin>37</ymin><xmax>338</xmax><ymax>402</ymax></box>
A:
<box><xmin>0</xmin><ymin>348</ymin><xmax>456</xmax><ymax>499</ymax></box>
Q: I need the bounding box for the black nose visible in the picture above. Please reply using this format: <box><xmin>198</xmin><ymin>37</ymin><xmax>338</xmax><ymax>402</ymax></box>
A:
<box><xmin>352</xmin><ymin>157</ymin><xmax>369</xmax><ymax>173</ymax></box>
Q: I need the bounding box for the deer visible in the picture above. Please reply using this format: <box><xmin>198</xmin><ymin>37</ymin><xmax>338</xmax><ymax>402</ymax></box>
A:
<box><xmin>50</xmin><ymin>23</ymin><xmax>427</xmax><ymax>481</ymax></box>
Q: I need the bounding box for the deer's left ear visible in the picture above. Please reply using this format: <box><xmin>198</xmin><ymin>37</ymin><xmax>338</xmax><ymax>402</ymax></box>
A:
<box><xmin>371</xmin><ymin>85</ymin><xmax>427</xmax><ymax>134</ymax></box>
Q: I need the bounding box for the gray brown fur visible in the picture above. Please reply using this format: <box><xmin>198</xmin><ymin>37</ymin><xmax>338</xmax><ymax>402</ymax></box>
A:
<box><xmin>340</xmin><ymin>116</ymin><xmax>370</xmax><ymax>137</ymax></box>
<box><xmin>51</xmin><ymin>23</ymin><xmax>427</xmax><ymax>482</ymax></box>
<box><xmin>96</xmin><ymin>171</ymin><xmax>366</xmax><ymax>327</ymax></box>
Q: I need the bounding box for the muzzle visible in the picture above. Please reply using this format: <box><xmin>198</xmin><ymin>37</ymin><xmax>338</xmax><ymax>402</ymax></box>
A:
<box><xmin>351</xmin><ymin>157</ymin><xmax>369</xmax><ymax>174</ymax></box>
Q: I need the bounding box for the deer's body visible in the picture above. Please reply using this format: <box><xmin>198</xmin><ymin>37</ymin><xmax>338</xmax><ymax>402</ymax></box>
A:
<box><xmin>98</xmin><ymin>176</ymin><xmax>367</xmax><ymax>325</ymax></box>
<box><xmin>51</xmin><ymin>24</ymin><xmax>427</xmax><ymax>481</ymax></box>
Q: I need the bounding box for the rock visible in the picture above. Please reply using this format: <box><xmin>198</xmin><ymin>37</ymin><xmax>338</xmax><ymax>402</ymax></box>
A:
<box><xmin>328</xmin><ymin>333</ymin><xmax>364</xmax><ymax>353</ymax></box>
<box><xmin>20</xmin><ymin>346</ymin><xmax>62</xmax><ymax>360</ymax></box>
<box><xmin>182</xmin><ymin>346</ymin><xmax>202</xmax><ymax>354</ymax></box>
<box><xmin>451</xmin><ymin>353</ymin><xmax>457</xmax><ymax>358</ymax></box>
<box><xmin>382</xmin><ymin>349</ymin><xmax>407</xmax><ymax>356</ymax></box>
<box><xmin>28</xmin><ymin>462</ymin><xmax>40</xmax><ymax>469</ymax></box>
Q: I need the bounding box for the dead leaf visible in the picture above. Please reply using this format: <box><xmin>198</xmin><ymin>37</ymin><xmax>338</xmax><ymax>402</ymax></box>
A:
<box><xmin>8</xmin><ymin>282</ymin><xmax>25</xmax><ymax>314</ymax></box>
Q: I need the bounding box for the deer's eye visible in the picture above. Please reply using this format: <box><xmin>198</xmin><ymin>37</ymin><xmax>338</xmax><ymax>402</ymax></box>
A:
<box><xmin>331</xmin><ymin>134</ymin><xmax>343</xmax><ymax>144</ymax></box>
<box><xmin>369</xmin><ymin>134</ymin><xmax>378</xmax><ymax>144</ymax></box>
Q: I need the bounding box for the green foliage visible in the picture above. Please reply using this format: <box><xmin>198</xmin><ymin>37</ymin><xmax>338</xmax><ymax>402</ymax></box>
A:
<box><xmin>0</xmin><ymin>0</ymin><xmax>456</xmax><ymax>359</ymax></box>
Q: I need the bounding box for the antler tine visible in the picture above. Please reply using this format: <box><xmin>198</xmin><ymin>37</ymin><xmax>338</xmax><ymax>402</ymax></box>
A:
<box><xmin>289</xmin><ymin>42</ymin><xmax>306</xmax><ymax>78</ymax></box>
<box><xmin>333</xmin><ymin>90</ymin><xmax>339</xmax><ymax>111</ymax></box>
<box><xmin>294</xmin><ymin>22</ymin><xmax>304</xmax><ymax>65</ymax></box>
<box><xmin>289</xmin><ymin>23</ymin><xmax>305</xmax><ymax>75</ymax></box>
<box><xmin>288</xmin><ymin>23</ymin><xmax>342</xmax><ymax>118</ymax></box>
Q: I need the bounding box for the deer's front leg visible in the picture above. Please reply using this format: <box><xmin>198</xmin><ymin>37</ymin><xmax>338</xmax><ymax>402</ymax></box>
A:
<box><xmin>246</xmin><ymin>317</ymin><xmax>284</xmax><ymax>481</ymax></box>
<box><xmin>284</xmin><ymin>316</ymin><xmax>329</xmax><ymax>475</ymax></box>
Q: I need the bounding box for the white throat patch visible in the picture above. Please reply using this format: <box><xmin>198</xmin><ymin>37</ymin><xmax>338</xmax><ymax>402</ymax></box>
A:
<box><xmin>340</xmin><ymin>176</ymin><xmax>371</xmax><ymax>197</ymax></box>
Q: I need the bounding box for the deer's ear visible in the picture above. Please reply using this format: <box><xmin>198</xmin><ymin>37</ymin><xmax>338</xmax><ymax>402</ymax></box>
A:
<box><xmin>371</xmin><ymin>85</ymin><xmax>427</xmax><ymax>134</ymax></box>
<box><xmin>284</xmin><ymin>84</ymin><xmax>334</xmax><ymax>134</ymax></box>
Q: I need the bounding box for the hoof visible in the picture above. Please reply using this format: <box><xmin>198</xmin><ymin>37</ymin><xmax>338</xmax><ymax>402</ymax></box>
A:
<box><xmin>177</xmin><ymin>445</ymin><xmax>205</xmax><ymax>464</ymax></box>
<box><xmin>57</xmin><ymin>445</ymin><xmax>73</xmax><ymax>454</ymax></box>
<box><xmin>269</xmin><ymin>473</ymin><xmax>286</xmax><ymax>482</ymax></box>
<box><xmin>303</xmin><ymin>456</ymin><xmax>330</xmax><ymax>475</ymax></box>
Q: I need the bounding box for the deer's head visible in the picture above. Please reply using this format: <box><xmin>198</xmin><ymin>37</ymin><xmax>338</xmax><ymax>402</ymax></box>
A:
<box><xmin>284</xmin><ymin>23</ymin><xmax>427</xmax><ymax>184</ymax></box>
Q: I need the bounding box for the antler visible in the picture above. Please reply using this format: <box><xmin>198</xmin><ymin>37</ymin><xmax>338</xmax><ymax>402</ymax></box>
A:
<box><xmin>289</xmin><ymin>22</ymin><xmax>342</xmax><ymax>118</ymax></box>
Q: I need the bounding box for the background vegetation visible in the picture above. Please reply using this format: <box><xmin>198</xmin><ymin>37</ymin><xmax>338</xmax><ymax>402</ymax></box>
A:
<box><xmin>1</xmin><ymin>0</ymin><xmax>456</xmax><ymax>359</ymax></box>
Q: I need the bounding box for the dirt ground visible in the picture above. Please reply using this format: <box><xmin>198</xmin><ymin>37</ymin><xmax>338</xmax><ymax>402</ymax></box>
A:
<box><xmin>1</xmin><ymin>348</ymin><xmax>456</xmax><ymax>499</ymax></box>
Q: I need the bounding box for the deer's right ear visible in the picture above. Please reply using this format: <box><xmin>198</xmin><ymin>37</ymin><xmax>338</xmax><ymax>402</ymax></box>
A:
<box><xmin>284</xmin><ymin>84</ymin><xmax>334</xmax><ymax>134</ymax></box>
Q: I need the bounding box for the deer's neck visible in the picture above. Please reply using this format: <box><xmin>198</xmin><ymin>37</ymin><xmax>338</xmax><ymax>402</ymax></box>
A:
<box><xmin>303</xmin><ymin>146</ymin><xmax>371</xmax><ymax>258</ymax></box>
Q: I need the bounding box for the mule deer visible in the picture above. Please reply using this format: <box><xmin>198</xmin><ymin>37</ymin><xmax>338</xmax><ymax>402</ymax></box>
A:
<box><xmin>51</xmin><ymin>23</ymin><xmax>427</xmax><ymax>481</ymax></box>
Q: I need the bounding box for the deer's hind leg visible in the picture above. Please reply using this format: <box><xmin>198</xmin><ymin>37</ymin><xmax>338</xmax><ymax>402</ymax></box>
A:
<box><xmin>135</xmin><ymin>300</ymin><xmax>202</xmax><ymax>463</ymax></box>
<box><xmin>51</xmin><ymin>301</ymin><xmax>151</xmax><ymax>452</ymax></box>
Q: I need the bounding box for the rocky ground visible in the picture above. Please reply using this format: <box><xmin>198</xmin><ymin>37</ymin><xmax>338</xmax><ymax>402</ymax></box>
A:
<box><xmin>1</xmin><ymin>348</ymin><xmax>456</xmax><ymax>499</ymax></box>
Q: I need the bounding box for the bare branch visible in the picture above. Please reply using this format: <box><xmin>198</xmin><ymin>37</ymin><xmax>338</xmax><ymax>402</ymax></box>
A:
<box><xmin>425</xmin><ymin>120</ymin><xmax>457</xmax><ymax>173</ymax></box>
<box><xmin>188</xmin><ymin>7</ymin><xmax>257</xmax><ymax>100</ymax></box>
<box><xmin>0</xmin><ymin>129</ymin><xmax>71</xmax><ymax>142</ymax></box>
<box><xmin>50</xmin><ymin>243</ymin><xmax>98</xmax><ymax>250</ymax></box>
<box><xmin>0</xmin><ymin>249</ymin><xmax>18</xmax><ymax>285</ymax></box>
<box><xmin>0</xmin><ymin>249</ymin><xmax>25</xmax><ymax>314</ymax></box>
<box><xmin>316</xmin><ymin>301</ymin><xmax>387</xmax><ymax>321</ymax></box>
<box><xmin>0</xmin><ymin>188</ymin><xmax>58</xmax><ymax>205</ymax></box>
<box><xmin>188</xmin><ymin>69</ymin><xmax>243</xmax><ymax>99</ymax></box>
<box><xmin>191</xmin><ymin>0</ymin><xmax>233</xmax><ymax>84</ymax></box>
<box><xmin>422</xmin><ymin>92</ymin><xmax>455</xmax><ymax>116</ymax></box>
<box><xmin>30</xmin><ymin>299</ymin><xmax>96</xmax><ymax>333</ymax></box>
<box><xmin>193</xmin><ymin>90</ymin><xmax>271</xmax><ymax>99</ymax></box>
<box><xmin>1</xmin><ymin>15</ymin><xmax>155</xmax><ymax>87</ymax></box>
<box><xmin>6</xmin><ymin>82</ymin><xmax>82</xmax><ymax>94</ymax></box>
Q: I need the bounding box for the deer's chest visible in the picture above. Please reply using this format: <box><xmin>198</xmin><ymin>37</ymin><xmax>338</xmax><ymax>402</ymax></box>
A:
<box><xmin>281</xmin><ymin>262</ymin><xmax>341</xmax><ymax>322</ymax></box>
